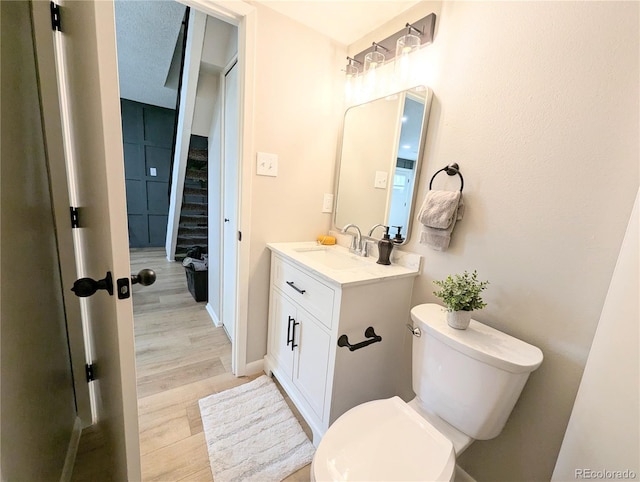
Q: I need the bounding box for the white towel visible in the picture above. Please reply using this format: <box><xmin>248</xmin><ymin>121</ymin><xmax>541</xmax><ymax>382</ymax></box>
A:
<box><xmin>417</xmin><ymin>190</ymin><xmax>464</xmax><ymax>251</ymax></box>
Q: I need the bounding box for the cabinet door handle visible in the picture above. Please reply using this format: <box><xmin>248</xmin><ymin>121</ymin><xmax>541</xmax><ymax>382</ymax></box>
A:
<box><xmin>285</xmin><ymin>281</ymin><xmax>306</xmax><ymax>295</ymax></box>
<box><xmin>286</xmin><ymin>316</ymin><xmax>294</xmax><ymax>346</ymax></box>
<box><xmin>291</xmin><ymin>320</ymin><xmax>300</xmax><ymax>351</ymax></box>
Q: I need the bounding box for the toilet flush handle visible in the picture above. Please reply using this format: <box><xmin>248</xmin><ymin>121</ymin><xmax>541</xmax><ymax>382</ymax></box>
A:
<box><xmin>406</xmin><ymin>324</ymin><xmax>421</xmax><ymax>337</ymax></box>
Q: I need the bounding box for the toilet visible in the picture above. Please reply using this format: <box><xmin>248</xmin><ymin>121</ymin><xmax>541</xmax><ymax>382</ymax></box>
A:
<box><xmin>311</xmin><ymin>303</ymin><xmax>543</xmax><ymax>481</ymax></box>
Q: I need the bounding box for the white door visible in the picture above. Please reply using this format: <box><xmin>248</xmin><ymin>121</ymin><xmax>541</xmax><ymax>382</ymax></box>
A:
<box><xmin>293</xmin><ymin>311</ymin><xmax>331</xmax><ymax>419</ymax></box>
<box><xmin>268</xmin><ymin>291</ymin><xmax>296</xmax><ymax>377</ymax></box>
<box><xmin>222</xmin><ymin>61</ymin><xmax>239</xmax><ymax>343</ymax></box>
<box><xmin>33</xmin><ymin>1</ymin><xmax>141</xmax><ymax>479</ymax></box>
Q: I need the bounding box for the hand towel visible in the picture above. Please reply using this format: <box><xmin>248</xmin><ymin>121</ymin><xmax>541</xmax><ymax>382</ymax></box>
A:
<box><xmin>417</xmin><ymin>190</ymin><xmax>464</xmax><ymax>251</ymax></box>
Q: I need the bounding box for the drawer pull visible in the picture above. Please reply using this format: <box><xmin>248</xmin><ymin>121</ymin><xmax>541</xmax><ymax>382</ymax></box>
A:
<box><xmin>286</xmin><ymin>280</ymin><xmax>306</xmax><ymax>295</ymax></box>
<box><xmin>337</xmin><ymin>327</ymin><xmax>382</xmax><ymax>352</ymax></box>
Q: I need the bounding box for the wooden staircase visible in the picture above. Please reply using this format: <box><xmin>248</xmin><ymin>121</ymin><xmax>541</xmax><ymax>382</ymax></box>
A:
<box><xmin>176</xmin><ymin>136</ymin><xmax>208</xmax><ymax>260</ymax></box>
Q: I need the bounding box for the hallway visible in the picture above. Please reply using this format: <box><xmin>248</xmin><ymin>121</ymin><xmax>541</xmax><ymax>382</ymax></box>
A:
<box><xmin>131</xmin><ymin>248</ymin><xmax>245</xmax><ymax>480</ymax></box>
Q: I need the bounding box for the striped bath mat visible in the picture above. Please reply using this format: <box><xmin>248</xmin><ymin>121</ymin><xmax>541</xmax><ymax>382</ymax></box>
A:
<box><xmin>199</xmin><ymin>375</ymin><xmax>315</xmax><ymax>481</ymax></box>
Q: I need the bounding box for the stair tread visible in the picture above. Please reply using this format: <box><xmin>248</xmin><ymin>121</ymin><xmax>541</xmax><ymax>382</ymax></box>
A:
<box><xmin>188</xmin><ymin>148</ymin><xmax>207</xmax><ymax>162</ymax></box>
<box><xmin>185</xmin><ymin>169</ymin><xmax>207</xmax><ymax>181</ymax></box>
<box><xmin>182</xmin><ymin>202</ymin><xmax>207</xmax><ymax>210</ymax></box>
<box><xmin>184</xmin><ymin>186</ymin><xmax>207</xmax><ymax>195</ymax></box>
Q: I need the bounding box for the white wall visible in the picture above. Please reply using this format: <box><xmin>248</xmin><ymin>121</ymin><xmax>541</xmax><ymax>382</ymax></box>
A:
<box><xmin>201</xmin><ymin>16</ymin><xmax>237</xmax><ymax>68</ymax></box>
<box><xmin>192</xmin><ymin>15</ymin><xmax>238</xmax><ymax>138</ymax></box>
<box><xmin>552</xmin><ymin>189</ymin><xmax>639</xmax><ymax>480</ymax></box>
<box><xmin>1</xmin><ymin>1</ymin><xmax>77</xmax><ymax>478</ymax></box>
<box><xmin>245</xmin><ymin>3</ymin><xmax>346</xmax><ymax>361</ymax></box>
<box><xmin>348</xmin><ymin>2</ymin><xmax>639</xmax><ymax>480</ymax></box>
<box><xmin>191</xmin><ymin>70</ymin><xmax>218</xmax><ymax>137</ymax></box>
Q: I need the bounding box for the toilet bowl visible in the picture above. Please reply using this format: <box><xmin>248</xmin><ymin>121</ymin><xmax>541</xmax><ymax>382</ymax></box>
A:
<box><xmin>311</xmin><ymin>397</ymin><xmax>457</xmax><ymax>481</ymax></box>
<box><xmin>311</xmin><ymin>303</ymin><xmax>543</xmax><ymax>481</ymax></box>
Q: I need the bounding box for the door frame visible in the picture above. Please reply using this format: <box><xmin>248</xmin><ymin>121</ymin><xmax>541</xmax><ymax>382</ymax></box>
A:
<box><xmin>180</xmin><ymin>0</ymin><xmax>255</xmax><ymax>376</ymax></box>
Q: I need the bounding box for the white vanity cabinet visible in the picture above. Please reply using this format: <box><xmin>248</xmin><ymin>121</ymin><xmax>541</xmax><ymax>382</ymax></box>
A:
<box><xmin>268</xmin><ymin>290</ymin><xmax>331</xmax><ymax>419</ymax></box>
<box><xmin>264</xmin><ymin>243</ymin><xmax>420</xmax><ymax>445</ymax></box>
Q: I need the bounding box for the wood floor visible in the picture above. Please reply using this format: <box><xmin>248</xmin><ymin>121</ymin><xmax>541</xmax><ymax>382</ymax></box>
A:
<box><xmin>71</xmin><ymin>248</ymin><xmax>311</xmax><ymax>481</ymax></box>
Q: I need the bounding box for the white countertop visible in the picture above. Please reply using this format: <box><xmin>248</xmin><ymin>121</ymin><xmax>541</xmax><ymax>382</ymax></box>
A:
<box><xmin>267</xmin><ymin>241</ymin><xmax>421</xmax><ymax>287</ymax></box>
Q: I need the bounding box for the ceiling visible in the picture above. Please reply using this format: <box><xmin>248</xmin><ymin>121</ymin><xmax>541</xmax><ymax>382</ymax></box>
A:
<box><xmin>114</xmin><ymin>0</ymin><xmax>186</xmax><ymax>109</ymax></box>
<box><xmin>257</xmin><ymin>1</ymin><xmax>423</xmax><ymax>45</ymax></box>
<box><xmin>114</xmin><ymin>1</ymin><xmax>421</xmax><ymax>108</ymax></box>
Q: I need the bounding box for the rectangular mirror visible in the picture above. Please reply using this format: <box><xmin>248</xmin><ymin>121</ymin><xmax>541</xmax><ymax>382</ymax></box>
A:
<box><xmin>334</xmin><ymin>86</ymin><xmax>432</xmax><ymax>243</ymax></box>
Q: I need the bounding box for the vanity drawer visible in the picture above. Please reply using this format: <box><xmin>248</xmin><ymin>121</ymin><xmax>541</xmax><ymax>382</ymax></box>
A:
<box><xmin>273</xmin><ymin>256</ymin><xmax>335</xmax><ymax>328</ymax></box>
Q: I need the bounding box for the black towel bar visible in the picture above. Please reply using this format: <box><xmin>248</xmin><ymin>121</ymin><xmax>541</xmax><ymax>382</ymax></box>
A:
<box><xmin>429</xmin><ymin>163</ymin><xmax>464</xmax><ymax>192</ymax></box>
<box><xmin>337</xmin><ymin>327</ymin><xmax>382</xmax><ymax>352</ymax></box>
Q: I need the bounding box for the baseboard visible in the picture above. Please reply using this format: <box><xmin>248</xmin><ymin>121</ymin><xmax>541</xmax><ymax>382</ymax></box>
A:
<box><xmin>60</xmin><ymin>417</ymin><xmax>82</xmax><ymax>482</ymax></box>
<box><xmin>205</xmin><ymin>303</ymin><xmax>221</xmax><ymax>327</ymax></box>
<box><xmin>244</xmin><ymin>359</ymin><xmax>264</xmax><ymax>376</ymax></box>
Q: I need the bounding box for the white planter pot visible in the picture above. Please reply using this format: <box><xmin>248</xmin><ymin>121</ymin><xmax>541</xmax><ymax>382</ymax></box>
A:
<box><xmin>447</xmin><ymin>310</ymin><xmax>472</xmax><ymax>330</ymax></box>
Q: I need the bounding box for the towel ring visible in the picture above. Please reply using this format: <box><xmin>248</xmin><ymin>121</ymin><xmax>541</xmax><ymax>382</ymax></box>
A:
<box><xmin>429</xmin><ymin>163</ymin><xmax>464</xmax><ymax>192</ymax></box>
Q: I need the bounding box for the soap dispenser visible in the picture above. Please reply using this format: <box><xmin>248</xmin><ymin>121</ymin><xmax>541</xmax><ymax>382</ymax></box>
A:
<box><xmin>377</xmin><ymin>226</ymin><xmax>393</xmax><ymax>265</ymax></box>
<box><xmin>392</xmin><ymin>226</ymin><xmax>404</xmax><ymax>244</ymax></box>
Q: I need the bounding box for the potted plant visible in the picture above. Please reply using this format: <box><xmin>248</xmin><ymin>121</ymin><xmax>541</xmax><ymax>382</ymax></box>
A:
<box><xmin>433</xmin><ymin>270</ymin><xmax>489</xmax><ymax>329</ymax></box>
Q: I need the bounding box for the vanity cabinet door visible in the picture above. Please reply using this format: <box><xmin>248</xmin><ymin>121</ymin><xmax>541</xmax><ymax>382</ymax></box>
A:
<box><xmin>293</xmin><ymin>309</ymin><xmax>331</xmax><ymax>419</ymax></box>
<box><xmin>268</xmin><ymin>289</ymin><xmax>295</xmax><ymax>377</ymax></box>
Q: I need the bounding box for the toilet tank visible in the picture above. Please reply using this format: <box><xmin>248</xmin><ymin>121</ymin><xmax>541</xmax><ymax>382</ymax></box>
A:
<box><xmin>410</xmin><ymin>304</ymin><xmax>543</xmax><ymax>440</ymax></box>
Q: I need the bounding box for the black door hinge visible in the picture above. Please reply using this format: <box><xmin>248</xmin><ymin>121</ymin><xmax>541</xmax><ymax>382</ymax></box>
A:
<box><xmin>70</xmin><ymin>207</ymin><xmax>79</xmax><ymax>228</ymax></box>
<box><xmin>50</xmin><ymin>2</ymin><xmax>61</xmax><ymax>31</ymax></box>
<box><xmin>238</xmin><ymin>231</ymin><xmax>242</xmax><ymax>241</ymax></box>
<box><xmin>85</xmin><ymin>363</ymin><xmax>95</xmax><ymax>382</ymax></box>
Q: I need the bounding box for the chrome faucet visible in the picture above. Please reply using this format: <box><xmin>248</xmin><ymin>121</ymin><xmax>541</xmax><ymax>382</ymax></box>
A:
<box><xmin>341</xmin><ymin>224</ymin><xmax>362</xmax><ymax>255</ymax></box>
<box><xmin>362</xmin><ymin>223</ymin><xmax>387</xmax><ymax>258</ymax></box>
<box><xmin>368</xmin><ymin>223</ymin><xmax>386</xmax><ymax>237</ymax></box>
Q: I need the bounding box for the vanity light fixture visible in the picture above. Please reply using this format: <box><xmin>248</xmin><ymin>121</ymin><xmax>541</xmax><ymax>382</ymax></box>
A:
<box><xmin>349</xmin><ymin>13</ymin><xmax>435</xmax><ymax>74</ymax></box>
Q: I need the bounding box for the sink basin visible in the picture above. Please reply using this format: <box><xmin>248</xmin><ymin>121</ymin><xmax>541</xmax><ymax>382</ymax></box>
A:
<box><xmin>268</xmin><ymin>242</ymin><xmax>422</xmax><ymax>286</ymax></box>
<box><xmin>294</xmin><ymin>246</ymin><xmax>366</xmax><ymax>271</ymax></box>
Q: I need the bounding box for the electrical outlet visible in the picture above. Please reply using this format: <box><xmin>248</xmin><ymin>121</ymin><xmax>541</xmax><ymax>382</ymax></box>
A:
<box><xmin>374</xmin><ymin>171</ymin><xmax>388</xmax><ymax>189</ymax></box>
<box><xmin>322</xmin><ymin>193</ymin><xmax>334</xmax><ymax>213</ymax></box>
<box><xmin>256</xmin><ymin>152</ymin><xmax>278</xmax><ymax>177</ymax></box>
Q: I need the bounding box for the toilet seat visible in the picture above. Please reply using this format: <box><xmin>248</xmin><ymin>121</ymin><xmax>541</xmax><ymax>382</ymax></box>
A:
<box><xmin>312</xmin><ymin>397</ymin><xmax>456</xmax><ymax>482</ymax></box>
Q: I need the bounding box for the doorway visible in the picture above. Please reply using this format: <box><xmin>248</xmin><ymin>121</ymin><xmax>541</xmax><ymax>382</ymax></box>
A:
<box><xmin>113</xmin><ymin>0</ymin><xmax>243</xmax><ymax>474</ymax></box>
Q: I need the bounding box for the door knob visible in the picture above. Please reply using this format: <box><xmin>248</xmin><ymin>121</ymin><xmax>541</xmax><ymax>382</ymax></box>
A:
<box><xmin>72</xmin><ymin>271</ymin><xmax>113</xmax><ymax>297</ymax></box>
<box><xmin>131</xmin><ymin>268</ymin><xmax>156</xmax><ymax>286</ymax></box>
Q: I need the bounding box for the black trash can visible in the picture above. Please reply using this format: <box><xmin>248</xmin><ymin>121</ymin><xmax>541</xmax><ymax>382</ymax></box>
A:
<box><xmin>185</xmin><ymin>266</ymin><xmax>207</xmax><ymax>302</ymax></box>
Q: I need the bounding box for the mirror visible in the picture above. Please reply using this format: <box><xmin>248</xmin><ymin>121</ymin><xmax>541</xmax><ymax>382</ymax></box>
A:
<box><xmin>334</xmin><ymin>86</ymin><xmax>432</xmax><ymax>243</ymax></box>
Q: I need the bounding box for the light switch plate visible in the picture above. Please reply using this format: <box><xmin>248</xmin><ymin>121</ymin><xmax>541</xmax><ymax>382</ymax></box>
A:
<box><xmin>374</xmin><ymin>171</ymin><xmax>388</xmax><ymax>189</ymax></box>
<box><xmin>322</xmin><ymin>193</ymin><xmax>334</xmax><ymax>213</ymax></box>
<box><xmin>149</xmin><ymin>167</ymin><xmax>157</xmax><ymax>177</ymax></box>
<box><xmin>257</xmin><ymin>152</ymin><xmax>278</xmax><ymax>177</ymax></box>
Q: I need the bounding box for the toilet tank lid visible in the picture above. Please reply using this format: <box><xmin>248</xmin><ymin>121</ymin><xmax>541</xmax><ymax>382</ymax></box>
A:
<box><xmin>410</xmin><ymin>304</ymin><xmax>543</xmax><ymax>374</ymax></box>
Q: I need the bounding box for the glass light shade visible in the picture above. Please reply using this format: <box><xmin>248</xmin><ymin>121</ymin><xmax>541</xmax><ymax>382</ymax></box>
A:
<box><xmin>364</xmin><ymin>50</ymin><xmax>385</xmax><ymax>72</ymax></box>
<box><xmin>345</xmin><ymin>63</ymin><xmax>359</xmax><ymax>80</ymax></box>
<box><xmin>396</xmin><ymin>33</ymin><xmax>420</xmax><ymax>58</ymax></box>
<box><xmin>344</xmin><ymin>64</ymin><xmax>359</xmax><ymax>100</ymax></box>
<box><xmin>395</xmin><ymin>34</ymin><xmax>420</xmax><ymax>82</ymax></box>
